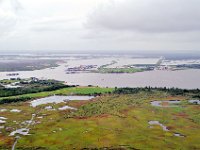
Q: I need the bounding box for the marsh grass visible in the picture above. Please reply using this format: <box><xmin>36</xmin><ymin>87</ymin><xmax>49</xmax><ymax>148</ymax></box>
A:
<box><xmin>0</xmin><ymin>90</ymin><xmax>199</xmax><ymax>149</ymax></box>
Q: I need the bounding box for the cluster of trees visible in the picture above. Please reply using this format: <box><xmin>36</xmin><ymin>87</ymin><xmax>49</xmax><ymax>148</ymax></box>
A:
<box><xmin>114</xmin><ymin>87</ymin><xmax>200</xmax><ymax>96</ymax></box>
<box><xmin>0</xmin><ymin>80</ymin><xmax>75</xmax><ymax>97</ymax></box>
<box><xmin>0</xmin><ymin>96</ymin><xmax>33</xmax><ymax>104</ymax></box>
<box><xmin>114</xmin><ymin>87</ymin><xmax>144</xmax><ymax>94</ymax></box>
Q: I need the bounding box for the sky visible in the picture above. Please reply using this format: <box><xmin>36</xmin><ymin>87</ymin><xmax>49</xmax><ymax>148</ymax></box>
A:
<box><xmin>0</xmin><ymin>0</ymin><xmax>200</xmax><ymax>52</ymax></box>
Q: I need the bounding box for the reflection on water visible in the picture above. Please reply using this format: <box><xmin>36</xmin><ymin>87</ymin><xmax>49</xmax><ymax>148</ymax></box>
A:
<box><xmin>58</xmin><ymin>106</ymin><xmax>77</xmax><ymax>110</ymax></box>
<box><xmin>148</xmin><ymin>121</ymin><xmax>185</xmax><ymax>137</ymax></box>
<box><xmin>30</xmin><ymin>95</ymin><xmax>94</xmax><ymax>107</ymax></box>
<box><xmin>151</xmin><ymin>100</ymin><xmax>180</xmax><ymax>107</ymax></box>
<box><xmin>148</xmin><ymin>121</ymin><xmax>169</xmax><ymax>131</ymax></box>
<box><xmin>0</xmin><ymin>117</ymin><xmax>7</xmax><ymax>124</ymax></box>
<box><xmin>10</xmin><ymin>128</ymin><xmax>30</xmax><ymax>136</ymax></box>
<box><xmin>189</xmin><ymin>100</ymin><xmax>200</xmax><ymax>105</ymax></box>
<box><xmin>174</xmin><ymin>133</ymin><xmax>185</xmax><ymax>137</ymax></box>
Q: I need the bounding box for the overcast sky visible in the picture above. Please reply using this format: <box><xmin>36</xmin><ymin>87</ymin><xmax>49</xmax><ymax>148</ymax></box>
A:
<box><xmin>0</xmin><ymin>0</ymin><xmax>200</xmax><ymax>52</ymax></box>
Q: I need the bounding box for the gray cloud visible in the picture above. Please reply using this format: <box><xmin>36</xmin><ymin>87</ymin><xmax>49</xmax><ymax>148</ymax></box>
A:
<box><xmin>0</xmin><ymin>0</ymin><xmax>200</xmax><ymax>51</ymax></box>
<box><xmin>0</xmin><ymin>0</ymin><xmax>23</xmax><ymax>38</ymax></box>
<box><xmin>87</xmin><ymin>0</ymin><xmax>200</xmax><ymax>33</ymax></box>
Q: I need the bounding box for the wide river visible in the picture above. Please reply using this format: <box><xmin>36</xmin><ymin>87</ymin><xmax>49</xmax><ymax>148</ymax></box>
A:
<box><xmin>0</xmin><ymin>64</ymin><xmax>200</xmax><ymax>89</ymax></box>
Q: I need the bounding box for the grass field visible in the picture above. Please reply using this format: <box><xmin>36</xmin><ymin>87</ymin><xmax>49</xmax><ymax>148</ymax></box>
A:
<box><xmin>0</xmin><ymin>87</ymin><xmax>114</xmax><ymax>104</ymax></box>
<box><xmin>0</xmin><ymin>89</ymin><xmax>199</xmax><ymax>149</ymax></box>
<box><xmin>96</xmin><ymin>67</ymin><xmax>144</xmax><ymax>73</ymax></box>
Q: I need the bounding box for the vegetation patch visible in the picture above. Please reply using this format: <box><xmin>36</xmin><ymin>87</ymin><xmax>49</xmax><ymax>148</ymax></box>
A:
<box><xmin>0</xmin><ymin>87</ymin><xmax>199</xmax><ymax>149</ymax></box>
<box><xmin>0</xmin><ymin>79</ymin><xmax>70</xmax><ymax>97</ymax></box>
<box><xmin>0</xmin><ymin>85</ymin><xmax>113</xmax><ymax>104</ymax></box>
<box><xmin>96</xmin><ymin>67</ymin><xmax>143</xmax><ymax>74</ymax></box>
<box><xmin>0</xmin><ymin>59</ymin><xmax>59</xmax><ymax>72</ymax></box>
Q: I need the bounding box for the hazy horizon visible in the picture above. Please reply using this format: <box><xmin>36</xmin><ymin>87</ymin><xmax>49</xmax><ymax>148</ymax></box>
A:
<box><xmin>0</xmin><ymin>49</ymin><xmax>200</xmax><ymax>54</ymax></box>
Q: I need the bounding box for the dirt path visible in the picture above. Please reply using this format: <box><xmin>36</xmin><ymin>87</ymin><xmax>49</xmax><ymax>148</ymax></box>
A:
<box><xmin>11</xmin><ymin>114</ymin><xmax>36</xmax><ymax>150</ymax></box>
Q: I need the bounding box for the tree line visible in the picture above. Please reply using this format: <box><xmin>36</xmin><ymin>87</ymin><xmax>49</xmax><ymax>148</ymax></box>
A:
<box><xmin>113</xmin><ymin>87</ymin><xmax>200</xmax><ymax>96</ymax></box>
<box><xmin>0</xmin><ymin>80</ymin><xmax>75</xmax><ymax>97</ymax></box>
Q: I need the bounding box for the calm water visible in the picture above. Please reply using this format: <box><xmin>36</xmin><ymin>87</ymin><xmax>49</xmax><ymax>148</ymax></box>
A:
<box><xmin>150</xmin><ymin>100</ymin><xmax>181</xmax><ymax>107</ymax></box>
<box><xmin>148</xmin><ymin>121</ymin><xmax>169</xmax><ymax>131</ymax></box>
<box><xmin>1</xmin><ymin>63</ymin><xmax>200</xmax><ymax>89</ymax></box>
<box><xmin>30</xmin><ymin>95</ymin><xmax>94</xmax><ymax>107</ymax></box>
<box><xmin>189</xmin><ymin>100</ymin><xmax>200</xmax><ymax>105</ymax></box>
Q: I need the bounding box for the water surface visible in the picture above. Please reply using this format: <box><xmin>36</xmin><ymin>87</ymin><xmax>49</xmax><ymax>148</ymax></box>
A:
<box><xmin>148</xmin><ymin>121</ymin><xmax>169</xmax><ymax>131</ymax></box>
<box><xmin>151</xmin><ymin>100</ymin><xmax>180</xmax><ymax>107</ymax></box>
<box><xmin>189</xmin><ymin>100</ymin><xmax>200</xmax><ymax>105</ymax></box>
<box><xmin>1</xmin><ymin>63</ymin><xmax>200</xmax><ymax>89</ymax></box>
<box><xmin>30</xmin><ymin>95</ymin><xmax>94</xmax><ymax>107</ymax></box>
